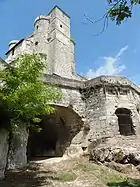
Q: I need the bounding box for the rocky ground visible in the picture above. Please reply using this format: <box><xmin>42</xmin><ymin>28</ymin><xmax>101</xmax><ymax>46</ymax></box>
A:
<box><xmin>0</xmin><ymin>155</ymin><xmax>140</xmax><ymax>187</ymax></box>
<box><xmin>89</xmin><ymin>136</ymin><xmax>140</xmax><ymax>166</ymax></box>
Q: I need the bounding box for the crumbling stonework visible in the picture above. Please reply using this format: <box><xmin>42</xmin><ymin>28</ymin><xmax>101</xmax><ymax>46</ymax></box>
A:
<box><xmin>0</xmin><ymin>129</ymin><xmax>9</xmax><ymax>179</ymax></box>
<box><xmin>7</xmin><ymin>124</ymin><xmax>28</xmax><ymax>170</ymax></box>
<box><xmin>82</xmin><ymin>76</ymin><xmax>140</xmax><ymax>145</ymax></box>
<box><xmin>89</xmin><ymin>136</ymin><xmax>140</xmax><ymax>166</ymax></box>
<box><xmin>1</xmin><ymin>5</ymin><xmax>140</xmax><ymax>179</ymax></box>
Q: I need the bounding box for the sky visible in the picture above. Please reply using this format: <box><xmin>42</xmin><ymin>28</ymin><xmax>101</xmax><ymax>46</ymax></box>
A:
<box><xmin>0</xmin><ymin>0</ymin><xmax>140</xmax><ymax>85</ymax></box>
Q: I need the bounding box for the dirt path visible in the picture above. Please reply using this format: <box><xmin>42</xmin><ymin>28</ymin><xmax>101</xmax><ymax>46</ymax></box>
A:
<box><xmin>0</xmin><ymin>156</ymin><xmax>140</xmax><ymax>187</ymax></box>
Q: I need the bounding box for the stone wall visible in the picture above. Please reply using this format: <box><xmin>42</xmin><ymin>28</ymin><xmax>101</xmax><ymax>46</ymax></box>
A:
<box><xmin>7</xmin><ymin>124</ymin><xmax>28</xmax><ymax>170</ymax></box>
<box><xmin>0</xmin><ymin>125</ymin><xmax>29</xmax><ymax>178</ymax></box>
<box><xmin>55</xmin><ymin>106</ymin><xmax>84</xmax><ymax>155</ymax></box>
<box><xmin>44</xmin><ymin>74</ymin><xmax>86</xmax><ymax>117</ymax></box>
<box><xmin>42</xmin><ymin>74</ymin><xmax>140</xmax><ymax>151</ymax></box>
<box><xmin>82</xmin><ymin>86</ymin><xmax>108</xmax><ymax>146</ymax></box>
<box><xmin>105</xmin><ymin>86</ymin><xmax>140</xmax><ymax>136</ymax></box>
<box><xmin>0</xmin><ymin>129</ymin><xmax>8</xmax><ymax>179</ymax></box>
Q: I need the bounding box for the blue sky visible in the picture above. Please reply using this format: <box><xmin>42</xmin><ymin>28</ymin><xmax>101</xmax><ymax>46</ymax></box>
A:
<box><xmin>0</xmin><ymin>0</ymin><xmax>140</xmax><ymax>85</ymax></box>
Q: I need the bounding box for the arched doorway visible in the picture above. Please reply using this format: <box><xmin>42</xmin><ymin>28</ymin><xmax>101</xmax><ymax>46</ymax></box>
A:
<box><xmin>27</xmin><ymin>115</ymin><xmax>62</xmax><ymax>159</ymax></box>
<box><xmin>27</xmin><ymin>106</ymin><xmax>83</xmax><ymax>160</ymax></box>
<box><xmin>115</xmin><ymin>108</ymin><xmax>135</xmax><ymax>136</ymax></box>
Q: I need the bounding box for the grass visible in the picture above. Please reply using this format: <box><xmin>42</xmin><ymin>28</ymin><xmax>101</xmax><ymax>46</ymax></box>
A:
<box><xmin>1</xmin><ymin>157</ymin><xmax>140</xmax><ymax>186</ymax></box>
<box><xmin>73</xmin><ymin>160</ymin><xmax>140</xmax><ymax>186</ymax></box>
<box><xmin>74</xmin><ymin>161</ymin><xmax>124</xmax><ymax>183</ymax></box>
<box><xmin>107</xmin><ymin>179</ymin><xmax>140</xmax><ymax>187</ymax></box>
<box><xmin>58</xmin><ymin>171</ymin><xmax>77</xmax><ymax>182</ymax></box>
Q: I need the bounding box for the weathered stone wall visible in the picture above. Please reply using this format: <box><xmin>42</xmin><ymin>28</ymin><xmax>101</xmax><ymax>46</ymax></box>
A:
<box><xmin>0</xmin><ymin>129</ymin><xmax>8</xmax><ymax>179</ymax></box>
<box><xmin>82</xmin><ymin>86</ymin><xmax>108</xmax><ymax>145</ymax></box>
<box><xmin>42</xmin><ymin>74</ymin><xmax>140</xmax><ymax>150</ymax></box>
<box><xmin>105</xmin><ymin>86</ymin><xmax>140</xmax><ymax>136</ymax></box>
<box><xmin>55</xmin><ymin>106</ymin><xmax>84</xmax><ymax>155</ymax></box>
<box><xmin>7</xmin><ymin>124</ymin><xmax>28</xmax><ymax>170</ymax></box>
<box><xmin>82</xmin><ymin>76</ymin><xmax>140</xmax><ymax>147</ymax></box>
<box><xmin>44</xmin><ymin>74</ymin><xmax>85</xmax><ymax>117</ymax></box>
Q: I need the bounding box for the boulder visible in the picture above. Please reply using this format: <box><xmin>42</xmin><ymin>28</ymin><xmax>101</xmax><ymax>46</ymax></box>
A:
<box><xmin>90</xmin><ymin>146</ymin><xmax>140</xmax><ymax>166</ymax></box>
<box><xmin>129</xmin><ymin>152</ymin><xmax>140</xmax><ymax>166</ymax></box>
<box><xmin>105</xmin><ymin>161</ymin><xmax>139</xmax><ymax>175</ymax></box>
<box><xmin>111</xmin><ymin>148</ymin><xmax>124</xmax><ymax>163</ymax></box>
<box><xmin>92</xmin><ymin>148</ymin><xmax>110</xmax><ymax>162</ymax></box>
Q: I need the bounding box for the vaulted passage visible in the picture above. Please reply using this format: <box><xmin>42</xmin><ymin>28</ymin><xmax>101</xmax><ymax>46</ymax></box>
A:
<box><xmin>27</xmin><ymin>116</ymin><xmax>62</xmax><ymax>159</ymax></box>
<box><xmin>115</xmin><ymin>108</ymin><xmax>135</xmax><ymax>136</ymax></box>
<box><xmin>27</xmin><ymin>106</ymin><xmax>83</xmax><ymax>160</ymax></box>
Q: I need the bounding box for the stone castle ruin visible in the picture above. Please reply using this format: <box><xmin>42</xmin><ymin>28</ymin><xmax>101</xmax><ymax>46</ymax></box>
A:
<box><xmin>1</xmin><ymin>6</ymin><xmax>140</xmax><ymax>179</ymax></box>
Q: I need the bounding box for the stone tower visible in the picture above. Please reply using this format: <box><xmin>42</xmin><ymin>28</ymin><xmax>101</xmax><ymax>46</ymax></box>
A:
<box><xmin>46</xmin><ymin>6</ymin><xmax>76</xmax><ymax>78</ymax></box>
<box><xmin>5</xmin><ymin>6</ymin><xmax>77</xmax><ymax>79</ymax></box>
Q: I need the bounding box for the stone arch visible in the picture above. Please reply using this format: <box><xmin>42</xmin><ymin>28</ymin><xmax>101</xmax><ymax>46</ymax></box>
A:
<box><xmin>115</xmin><ymin>108</ymin><xmax>135</xmax><ymax>136</ymax></box>
<box><xmin>27</xmin><ymin>106</ymin><xmax>83</xmax><ymax>160</ymax></box>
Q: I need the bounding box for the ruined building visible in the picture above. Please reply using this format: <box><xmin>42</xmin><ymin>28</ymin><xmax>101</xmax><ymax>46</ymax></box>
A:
<box><xmin>1</xmin><ymin>6</ymin><xmax>140</xmax><ymax>178</ymax></box>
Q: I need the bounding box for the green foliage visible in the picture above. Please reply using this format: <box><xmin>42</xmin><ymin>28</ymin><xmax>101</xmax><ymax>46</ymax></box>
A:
<box><xmin>107</xmin><ymin>179</ymin><xmax>140</xmax><ymax>187</ymax></box>
<box><xmin>107</xmin><ymin>0</ymin><xmax>140</xmax><ymax>25</ymax></box>
<box><xmin>0</xmin><ymin>53</ymin><xmax>61</xmax><ymax>130</ymax></box>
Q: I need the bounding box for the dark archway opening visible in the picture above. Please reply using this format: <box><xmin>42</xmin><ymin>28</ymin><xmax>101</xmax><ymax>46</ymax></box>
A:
<box><xmin>27</xmin><ymin>116</ymin><xmax>57</xmax><ymax>160</ymax></box>
<box><xmin>115</xmin><ymin>108</ymin><xmax>135</xmax><ymax>136</ymax></box>
<box><xmin>27</xmin><ymin>115</ymin><xmax>67</xmax><ymax>160</ymax></box>
<box><xmin>27</xmin><ymin>106</ymin><xmax>83</xmax><ymax>161</ymax></box>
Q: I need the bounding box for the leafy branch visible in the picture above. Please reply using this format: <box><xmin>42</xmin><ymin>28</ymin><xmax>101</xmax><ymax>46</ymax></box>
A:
<box><xmin>84</xmin><ymin>0</ymin><xmax>140</xmax><ymax>36</ymax></box>
<box><xmin>0</xmin><ymin>53</ymin><xmax>62</xmax><ymax>131</ymax></box>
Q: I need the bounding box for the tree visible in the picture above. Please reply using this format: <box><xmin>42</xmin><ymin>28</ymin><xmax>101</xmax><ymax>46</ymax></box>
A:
<box><xmin>0</xmin><ymin>53</ymin><xmax>61</xmax><ymax>132</ymax></box>
<box><xmin>84</xmin><ymin>0</ymin><xmax>139</xmax><ymax>35</ymax></box>
<box><xmin>107</xmin><ymin>0</ymin><xmax>140</xmax><ymax>25</ymax></box>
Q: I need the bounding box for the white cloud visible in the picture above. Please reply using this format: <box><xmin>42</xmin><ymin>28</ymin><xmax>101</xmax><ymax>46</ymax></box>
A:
<box><xmin>85</xmin><ymin>45</ymin><xmax>128</xmax><ymax>79</ymax></box>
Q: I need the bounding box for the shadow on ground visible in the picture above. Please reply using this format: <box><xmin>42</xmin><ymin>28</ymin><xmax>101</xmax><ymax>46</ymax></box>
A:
<box><xmin>0</xmin><ymin>163</ymin><xmax>58</xmax><ymax>187</ymax></box>
<box><xmin>107</xmin><ymin>179</ymin><xmax>140</xmax><ymax>187</ymax></box>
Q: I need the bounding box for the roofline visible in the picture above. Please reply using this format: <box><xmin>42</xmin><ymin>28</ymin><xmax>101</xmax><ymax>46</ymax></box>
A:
<box><xmin>5</xmin><ymin>38</ymin><xmax>24</xmax><ymax>55</ymax></box>
<box><xmin>0</xmin><ymin>57</ymin><xmax>6</xmax><ymax>64</ymax></box>
<box><xmin>48</xmin><ymin>5</ymin><xmax>70</xmax><ymax>19</ymax></box>
<box><xmin>0</xmin><ymin>57</ymin><xmax>11</xmax><ymax>67</ymax></box>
